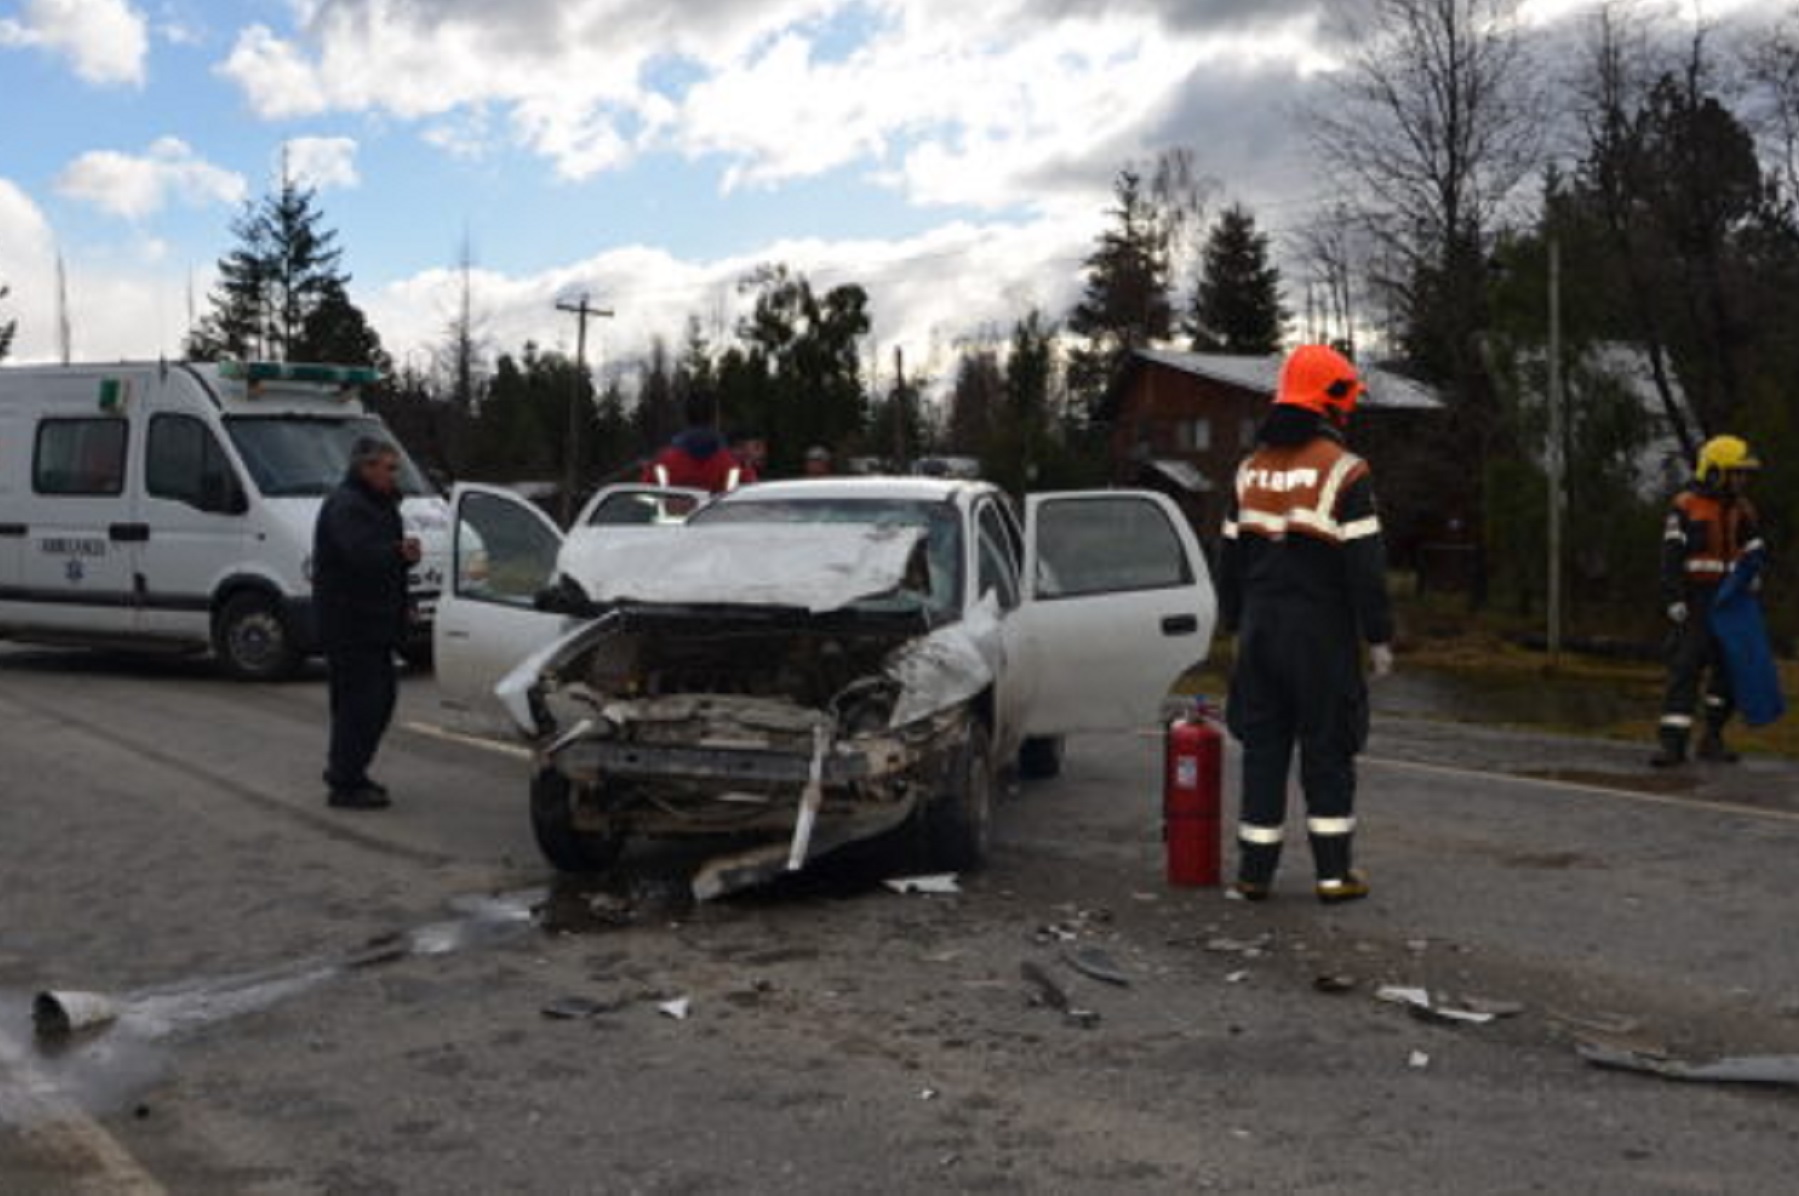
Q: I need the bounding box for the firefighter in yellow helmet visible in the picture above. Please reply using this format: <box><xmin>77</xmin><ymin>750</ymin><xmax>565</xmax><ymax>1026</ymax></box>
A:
<box><xmin>1652</xmin><ymin>435</ymin><xmax>1767</xmax><ymax>767</ymax></box>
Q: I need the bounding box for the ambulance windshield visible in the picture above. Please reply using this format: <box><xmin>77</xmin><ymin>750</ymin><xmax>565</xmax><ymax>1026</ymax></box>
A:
<box><xmin>224</xmin><ymin>415</ymin><xmax>430</xmax><ymax>498</ymax></box>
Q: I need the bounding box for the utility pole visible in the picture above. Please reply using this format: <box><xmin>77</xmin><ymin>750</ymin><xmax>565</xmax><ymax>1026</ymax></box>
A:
<box><xmin>1546</xmin><ymin>236</ymin><xmax>1565</xmax><ymax>670</ymax></box>
<box><xmin>54</xmin><ymin>250</ymin><xmax>71</xmax><ymax>366</ymax></box>
<box><xmin>892</xmin><ymin>345</ymin><xmax>908</xmax><ymax>471</ymax></box>
<box><xmin>555</xmin><ymin>293</ymin><xmax>614</xmax><ymax>525</ymax></box>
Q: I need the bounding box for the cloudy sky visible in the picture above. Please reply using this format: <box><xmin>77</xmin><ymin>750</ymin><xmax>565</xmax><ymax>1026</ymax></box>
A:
<box><xmin>0</xmin><ymin>0</ymin><xmax>1773</xmax><ymax>378</ymax></box>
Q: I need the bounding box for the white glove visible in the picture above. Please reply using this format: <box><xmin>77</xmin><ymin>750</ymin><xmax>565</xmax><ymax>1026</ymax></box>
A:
<box><xmin>1369</xmin><ymin>643</ymin><xmax>1395</xmax><ymax>679</ymax></box>
<box><xmin>1667</xmin><ymin>602</ymin><xmax>1689</xmax><ymax>625</ymax></box>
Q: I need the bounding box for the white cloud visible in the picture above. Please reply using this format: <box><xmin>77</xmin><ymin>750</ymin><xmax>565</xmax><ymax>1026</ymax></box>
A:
<box><xmin>55</xmin><ymin>137</ymin><xmax>247</xmax><ymax>220</ymax></box>
<box><xmin>0</xmin><ymin>0</ymin><xmax>149</xmax><ymax>86</ymax></box>
<box><xmin>210</xmin><ymin>0</ymin><xmax>1321</xmax><ymax>206</ymax></box>
<box><xmin>284</xmin><ymin>136</ymin><xmax>360</xmax><ymax>192</ymax></box>
<box><xmin>0</xmin><ymin>176</ymin><xmax>197</xmax><ymax>363</ymax></box>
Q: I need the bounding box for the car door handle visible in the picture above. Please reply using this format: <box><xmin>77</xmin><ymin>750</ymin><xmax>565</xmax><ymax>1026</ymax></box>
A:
<box><xmin>109</xmin><ymin>523</ymin><xmax>151</xmax><ymax>543</ymax></box>
<box><xmin>1161</xmin><ymin>614</ymin><xmax>1199</xmax><ymax>637</ymax></box>
<box><xmin>0</xmin><ymin>523</ymin><xmax>25</xmax><ymax>538</ymax></box>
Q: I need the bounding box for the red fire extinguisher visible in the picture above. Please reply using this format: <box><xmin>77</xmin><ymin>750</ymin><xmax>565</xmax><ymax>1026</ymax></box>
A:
<box><xmin>1165</xmin><ymin>700</ymin><xmax>1223</xmax><ymax>888</ymax></box>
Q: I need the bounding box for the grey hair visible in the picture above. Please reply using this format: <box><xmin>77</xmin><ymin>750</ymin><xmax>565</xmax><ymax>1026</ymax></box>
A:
<box><xmin>351</xmin><ymin>436</ymin><xmax>398</xmax><ymax>466</ymax></box>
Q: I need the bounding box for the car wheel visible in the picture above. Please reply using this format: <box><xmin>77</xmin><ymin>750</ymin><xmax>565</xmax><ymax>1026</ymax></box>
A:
<box><xmin>213</xmin><ymin>592</ymin><xmax>302</xmax><ymax>682</ymax></box>
<box><xmin>530</xmin><ymin>770</ymin><xmax>627</xmax><ymax>874</ymax></box>
<box><xmin>1018</xmin><ymin>735</ymin><xmax>1065</xmax><ymax>781</ymax></box>
<box><xmin>921</xmin><ymin>720</ymin><xmax>994</xmax><ymax>872</ymax></box>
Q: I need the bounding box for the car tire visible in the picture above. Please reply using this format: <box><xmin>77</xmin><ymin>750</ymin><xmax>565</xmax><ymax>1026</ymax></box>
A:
<box><xmin>530</xmin><ymin>770</ymin><xmax>627</xmax><ymax>874</ymax></box>
<box><xmin>1018</xmin><ymin>735</ymin><xmax>1065</xmax><ymax>781</ymax></box>
<box><xmin>921</xmin><ymin>720</ymin><xmax>994</xmax><ymax>872</ymax></box>
<box><xmin>213</xmin><ymin>592</ymin><xmax>302</xmax><ymax>682</ymax></box>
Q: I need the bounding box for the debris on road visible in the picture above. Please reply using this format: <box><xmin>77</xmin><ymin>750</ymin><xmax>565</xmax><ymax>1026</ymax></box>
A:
<box><xmin>1577</xmin><ymin>1042</ymin><xmax>1799</xmax><ymax>1088</ymax></box>
<box><xmin>1376</xmin><ymin>985</ymin><xmax>1519</xmax><ymax>1026</ymax></box>
<box><xmin>884</xmin><ymin>874</ymin><xmax>962</xmax><ymax>896</ymax></box>
<box><xmin>1063</xmin><ymin>946</ymin><xmax>1131</xmax><ymax>988</ymax></box>
<box><xmin>33</xmin><ymin>990</ymin><xmax>119</xmax><ymax>1037</ymax></box>
<box><xmin>1313</xmin><ymin>974</ymin><xmax>1357</xmax><ymax>995</ymax></box>
<box><xmin>1020</xmin><ymin>961</ymin><xmax>1100</xmax><ymax>1029</ymax></box>
<box><xmin>1204</xmin><ymin>935</ymin><xmax>1271</xmax><ymax>959</ymax></box>
<box><xmin>1408</xmin><ymin>1050</ymin><xmax>1432</xmax><ymax>1070</ymax></box>
<box><xmin>541</xmin><ymin>996</ymin><xmax>615</xmax><ymax>1020</ymax></box>
<box><xmin>1225</xmin><ymin>970</ymin><xmax>1250</xmax><ymax>984</ymax></box>
<box><xmin>657</xmin><ymin>997</ymin><xmax>692</xmax><ymax>1021</ymax></box>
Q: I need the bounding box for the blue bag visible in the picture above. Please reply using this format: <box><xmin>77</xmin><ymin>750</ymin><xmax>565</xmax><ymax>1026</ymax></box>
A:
<box><xmin>1709</xmin><ymin>554</ymin><xmax>1787</xmax><ymax>727</ymax></box>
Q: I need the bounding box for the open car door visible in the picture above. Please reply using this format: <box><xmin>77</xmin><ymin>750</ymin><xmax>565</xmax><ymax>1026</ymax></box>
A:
<box><xmin>1018</xmin><ymin>490</ymin><xmax>1214</xmax><ymax>735</ymax></box>
<box><xmin>434</xmin><ymin>484</ymin><xmax>570</xmax><ymax>736</ymax></box>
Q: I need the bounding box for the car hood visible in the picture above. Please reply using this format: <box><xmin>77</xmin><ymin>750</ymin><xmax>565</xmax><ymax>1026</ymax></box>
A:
<box><xmin>555</xmin><ymin>523</ymin><xmax>926</xmax><ymax>614</ymax></box>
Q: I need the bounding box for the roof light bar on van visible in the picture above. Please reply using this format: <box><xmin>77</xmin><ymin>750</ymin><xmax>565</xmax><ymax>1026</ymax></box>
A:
<box><xmin>217</xmin><ymin>361</ymin><xmax>383</xmax><ymax>392</ymax></box>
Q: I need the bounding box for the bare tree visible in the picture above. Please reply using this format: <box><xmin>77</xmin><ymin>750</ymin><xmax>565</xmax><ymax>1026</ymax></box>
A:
<box><xmin>1310</xmin><ymin>0</ymin><xmax>1542</xmax><ymax>381</ymax></box>
<box><xmin>0</xmin><ymin>280</ymin><xmax>15</xmax><ymax>361</ymax></box>
<box><xmin>1294</xmin><ymin>200</ymin><xmax>1364</xmax><ymax>356</ymax></box>
<box><xmin>1744</xmin><ymin>11</ymin><xmax>1799</xmax><ymax>204</ymax></box>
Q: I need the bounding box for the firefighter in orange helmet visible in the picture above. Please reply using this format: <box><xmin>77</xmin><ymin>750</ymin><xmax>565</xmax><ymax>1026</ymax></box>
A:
<box><xmin>1651</xmin><ymin>435</ymin><xmax>1767</xmax><ymax>767</ymax></box>
<box><xmin>1218</xmin><ymin>345</ymin><xmax>1394</xmax><ymax>904</ymax></box>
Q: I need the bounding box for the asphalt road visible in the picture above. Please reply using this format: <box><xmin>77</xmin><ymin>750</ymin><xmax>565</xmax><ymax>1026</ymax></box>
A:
<box><xmin>2</xmin><ymin>643</ymin><xmax>1797</xmax><ymax>1195</ymax></box>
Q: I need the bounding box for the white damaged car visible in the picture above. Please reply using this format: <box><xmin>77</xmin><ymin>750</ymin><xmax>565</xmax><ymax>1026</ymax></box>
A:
<box><xmin>434</xmin><ymin>479</ymin><xmax>1214</xmax><ymax>896</ymax></box>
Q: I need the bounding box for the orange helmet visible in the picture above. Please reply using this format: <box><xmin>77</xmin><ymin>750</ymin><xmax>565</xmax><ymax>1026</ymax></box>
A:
<box><xmin>1275</xmin><ymin>344</ymin><xmax>1364</xmax><ymax>422</ymax></box>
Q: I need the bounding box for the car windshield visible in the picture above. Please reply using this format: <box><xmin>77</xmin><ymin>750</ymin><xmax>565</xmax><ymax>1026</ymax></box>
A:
<box><xmin>690</xmin><ymin>497</ymin><xmax>963</xmax><ymax>620</ymax></box>
<box><xmin>224</xmin><ymin>416</ymin><xmax>430</xmax><ymax>498</ymax></box>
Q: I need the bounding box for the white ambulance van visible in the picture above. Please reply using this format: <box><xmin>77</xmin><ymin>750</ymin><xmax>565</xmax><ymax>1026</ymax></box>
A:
<box><xmin>0</xmin><ymin>360</ymin><xmax>450</xmax><ymax>679</ymax></box>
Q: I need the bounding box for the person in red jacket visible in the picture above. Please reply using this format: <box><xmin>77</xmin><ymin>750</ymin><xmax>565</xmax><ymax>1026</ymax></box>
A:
<box><xmin>643</xmin><ymin>391</ymin><xmax>757</xmax><ymax>493</ymax></box>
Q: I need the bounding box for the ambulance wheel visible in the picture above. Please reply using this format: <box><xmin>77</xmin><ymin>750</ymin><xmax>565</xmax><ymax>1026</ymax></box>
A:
<box><xmin>214</xmin><ymin>593</ymin><xmax>302</xmax><ymax>682</ymax></box>
<box><xmin>921</xmin><ymin>721</ymin><xmax>994</xmax><ymax>872</ymax></box>
<box><xmin>531</xmin><ymin>771</ymin><xmax>626</xmax><ymax>874</ymax></box>
<box><xmin>1018</xmin><ymin>736</ymin><xmax>1064</xmax><ymax>780</ymax></box>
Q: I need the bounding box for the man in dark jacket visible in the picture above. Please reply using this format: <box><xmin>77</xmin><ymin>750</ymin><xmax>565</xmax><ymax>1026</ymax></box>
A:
<box><xmin>313</xmin><ymin>437</ymin><xmax>418</xmax><ymax>809</ymax></box>
<box><xmin>1219</xmin><ymin>345</ymin><xmax>1394</xmax><ymax>905</ymax></box>
<box><xmin>643</xmin><ymin>391</ymin><xmax>757</xmax><ymax>493</ymax></box>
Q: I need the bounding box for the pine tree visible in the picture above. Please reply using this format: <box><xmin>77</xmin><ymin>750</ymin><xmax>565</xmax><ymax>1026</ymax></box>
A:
<box><xmin>1190</xmin><ymin>203</ymin><xmax>1287</xmax><ymax>354</ymax></box>
<box><xmin>293</xmin><ymin>279</ymin><xmax>387</xmax><ymax>369</ymax></box>
<box><xmin>188</xmin><ymin>172</ymin><xmax>349</xmax><ymax>362</ymax></box>
<box><xmin>1068</xmin><ymin>170</ymin><xmax>1174</xmax><ymax>417</ymax></box>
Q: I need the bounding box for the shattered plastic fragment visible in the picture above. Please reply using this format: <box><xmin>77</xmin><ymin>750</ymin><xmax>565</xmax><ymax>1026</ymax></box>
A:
<box><xmin>1064</xmin><ymin>947</ymin><xmax>1131</xmax><ymax>988</ymax></box>
<box><xmin>1225</xmin><ymin>970</ymin><xmax>1250</xmax><ymax>984</ymax></box>
<box><xmin>1577</xmin><ymin>1043</ymin><xmax>1799</xmax><ymax>1087</ymax></box>
<box><xmin>884</xmin><ymin>874</ymin><xmax>963</xmax><ymax>896</ymax></box>
<box><xmin>1313</xmin><ymin>974</ymin><xmax>1357</xmax><ymax>995</ymax></box>
<box><xmin>1408</xmin><ymin>1050</ymin><xmax>1431</xmax><ymax>1070</ymax></box>
<box><xmin>33</xmin><ymin>990</ymin><xmax>119</xmax><ymax>1037</ymax></box>
<box><xmin>658</xmin><ymin>997</ymin><xmax>692</xmax><ymax>1021</ymax></box>
<box><xmin>1375</xmin><ymin>986</ymin><xmax>1497</xmax><ymax>1026</ymax></box>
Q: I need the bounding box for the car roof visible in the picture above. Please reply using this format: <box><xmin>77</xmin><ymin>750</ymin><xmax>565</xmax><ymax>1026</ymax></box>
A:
<box><xmin>717</xmin><ymin>477</ymin><xmax>995</xmax><ymax>505</ymax></box>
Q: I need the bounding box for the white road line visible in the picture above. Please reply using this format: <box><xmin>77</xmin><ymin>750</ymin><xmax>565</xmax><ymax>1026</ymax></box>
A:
<box><xmin>1361</xmin><ymin>754</ymin><xmax>1799</xmax><ymax>827</ymax></box>
<box><xmin>0</xmin><ymin>1029</ymin><xmax>167</xmax><ymax>1195</ymax></box>
<box><xmin>402</xmin><ymin>720</ymin><xmax>534</xmax><ymax>761</ymax></box>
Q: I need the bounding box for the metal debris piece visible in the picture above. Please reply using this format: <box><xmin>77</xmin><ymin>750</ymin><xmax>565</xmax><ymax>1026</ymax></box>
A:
<box><xmin>1225</xmin><ymin>970</ymin><xmax>1250</xmax><ymax>984</ymax></box>
<box><xmin>541</xmin><ymin>996</ymin><xmax>612</xmax><ymax>1021</ymax></box>
<box><xmin>1577</xmin><ymin>1043</ymin><xmax>1799</xmax><ymax>1087</ymax></box>
<box><xmin>884</xmin><ymin>874</ymin><xmax>962</xmax><ymax>896</ymax></box>
<box><xmin>1313</xmin><ymin>974</ymin><xmax>1357</xmax><ymax>995</ymax></box>
<box><xmin>1408</xmin><ymin>1050</ymin><xmax>1431</xmax><ymax>1070</ymax></box>
<box><xmin>1063</xmin><ymin>947</ymin><xmax>1131</xmax><ymax>988</ymax></box>
<box><xmin>919</xmin><ymin>1088</ymin><xmax>940</xmax><ymax>1101</ymax></box>
<box><xmin>658</xmin><ymin>996</ymin><xmax>692</xmax><ymax>1021</ymax></box>
<box><xmin>33</xmin><ymin>990</ymin><xmax>119</xmax><ymax>1037</ymax></box>
<box><xmin>1020</xmin><ymin>961</ymin><xmax>1100</xmax><ymax>1029</ymax></box>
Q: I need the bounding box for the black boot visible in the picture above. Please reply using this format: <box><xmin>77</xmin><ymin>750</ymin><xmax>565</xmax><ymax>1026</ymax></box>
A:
<box><xmin>1697</xmin><ymin>727</ymin><xmax>1740</xmax><ymax>764</ymax></box>
<box><xmin>1649</xmin><ymin>728</ymin><xmax>1688</xmax><ymax>769</ymax></box>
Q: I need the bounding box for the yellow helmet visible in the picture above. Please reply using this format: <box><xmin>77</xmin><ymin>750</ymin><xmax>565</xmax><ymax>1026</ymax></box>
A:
<box><xmin>1697</xmin><ymin>435</ymin><xmax>1761</xmax><ymax>484</ymax></box>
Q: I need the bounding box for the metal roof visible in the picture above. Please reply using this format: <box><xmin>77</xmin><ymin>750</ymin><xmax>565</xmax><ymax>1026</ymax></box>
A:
<box><xmin>1133</xmin><ymin>349</ymin><xmax>1444</xmax><ymax>411</ymax></box>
